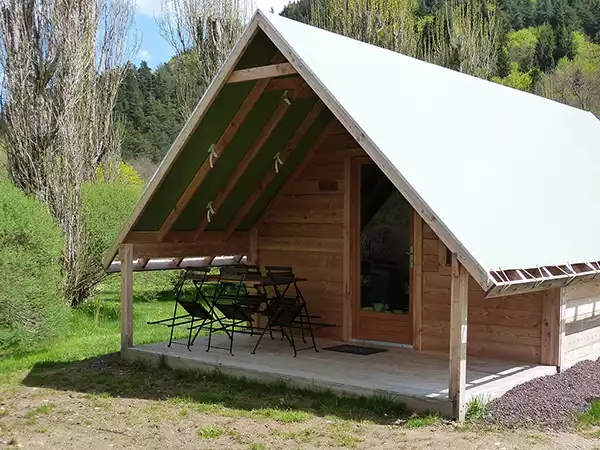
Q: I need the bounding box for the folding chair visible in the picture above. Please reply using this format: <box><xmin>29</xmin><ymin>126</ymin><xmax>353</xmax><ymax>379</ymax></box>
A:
<box><xmin>207</xmin><ymin>266</ymin><xmax>262</xmax><ymax>355</ymax></box>
<box><xmin>147</xmin><ymin>267</ymin><xmax>219</xmax><ymax>350</ymax></box>
<box><xmin>251</xmin><ymin>267</ymin><xmax>318</xmax><ymax>356</ymax></box>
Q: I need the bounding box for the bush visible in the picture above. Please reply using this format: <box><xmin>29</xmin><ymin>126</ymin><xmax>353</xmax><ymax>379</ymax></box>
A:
<box><xmin>0</xmin><ymin>180</ymin><xmax>67</xmax><ymax>355</ymax></box>
<box><xmin>76</xmin><ymin>178</ymin><xmax>141</xmax><ymax>303</ymax></box>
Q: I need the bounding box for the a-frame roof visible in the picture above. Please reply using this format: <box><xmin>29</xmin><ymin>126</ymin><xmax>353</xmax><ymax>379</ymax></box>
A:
<box><xmin>105</xmin><ymin>10</ymin><xmax>600</xmax><ymax>296</ymax></box>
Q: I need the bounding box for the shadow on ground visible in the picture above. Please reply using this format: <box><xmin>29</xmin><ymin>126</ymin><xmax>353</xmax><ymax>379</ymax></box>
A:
<box><xmin>21</xmin><ymin>353</ymin><xmax>411</xmax><ymax>424</ymax></box>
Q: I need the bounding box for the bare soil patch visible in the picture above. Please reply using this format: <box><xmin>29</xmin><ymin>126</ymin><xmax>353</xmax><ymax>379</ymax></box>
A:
<box><xmin>0</xmin><ymin>355</ymin><xmax>596</xmax><ymax>449</ymax></box>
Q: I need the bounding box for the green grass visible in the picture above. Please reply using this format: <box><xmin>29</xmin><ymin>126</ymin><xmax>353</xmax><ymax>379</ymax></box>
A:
<box><xmin>405</xmin><ymin>413</ymin><xmax>442</xmax><ymax>428</ymax></box>
<box><xmin>0</xmin><ymin>271</ymin><xmax>424</xmax><ymax>430</ymax></box>
<box><xmin>465</xmin><ymin>396</ymin><xmax>489</xmax><ymax>421</ymax></box>
<box><xmin>26</xmin><ymin>404</ymin><xmax>55</xmax><ymax>418</ymax></box>
<box><xmin>197</xmin><ymin>425</ymin><xmax>226</xmax><ymax>439</ymax></box>
<box><xmin>0</xmin><ymin>271</ymin><xmax>183</xmax><ymax>379</ymax></box>
<box><xmin>577</xmin><ymin>399</ymin><xmax>600</xmax><ymax>427</ymax></box>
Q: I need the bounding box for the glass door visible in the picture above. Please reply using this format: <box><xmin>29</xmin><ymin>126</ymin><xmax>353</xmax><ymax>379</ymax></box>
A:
<box><xmin>354</xmin><ymin>162</ymin><xmax>412</xmax><ymax>344</ymax></box>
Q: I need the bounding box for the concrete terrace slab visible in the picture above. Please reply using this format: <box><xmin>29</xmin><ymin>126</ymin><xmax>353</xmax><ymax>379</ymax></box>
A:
<box><xmin>125</xmin><ymin>334</ymin><xmax>556</xmax><ymax>417</ymax></box>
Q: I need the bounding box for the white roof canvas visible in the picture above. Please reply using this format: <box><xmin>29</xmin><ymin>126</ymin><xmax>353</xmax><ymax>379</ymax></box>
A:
<box><xmin>260</xmin><ymin>11</ymin><xmax>600</xmax><ymax>279</ymax></box>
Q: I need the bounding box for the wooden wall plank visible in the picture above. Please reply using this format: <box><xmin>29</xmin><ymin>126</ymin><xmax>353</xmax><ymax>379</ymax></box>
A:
<box><xmin>256</xmin><ymin>121</ymin><xmax>350</xmax><ymax>340</ymax></box>
<box><xmin>562</xmin><ymin>280</ymin><xmax>600</xmax><ymax>368</ymax></box>
<box><xmin>420</xmin><ymin>224</ymin><xmax>545</xmax><ymax>363</ymax></box>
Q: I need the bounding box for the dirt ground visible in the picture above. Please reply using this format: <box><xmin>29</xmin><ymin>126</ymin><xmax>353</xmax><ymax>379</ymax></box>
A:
<box><xmin>1</xmin><ymin>384</ymin><xmax>597</xmax><ymax>450</ymax></box>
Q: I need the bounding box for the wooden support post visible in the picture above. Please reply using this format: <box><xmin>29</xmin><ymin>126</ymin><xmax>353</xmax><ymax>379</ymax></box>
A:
<box><xmin>541</xmin><ymin>288</ymin><xmax>564</xmax><ymax>369</ymax></box>
<box><xmin>412</xmin><ymin>212</ymin><xmax>423</xmax><ymax>350</ymax></box>
<box><xmin>249</xmin><ymin>226</ymin><xmax>258</xmax><ymax>265</ymax></box>
<box><xmin>342</xmin><ymin>155</ymin><xmax>355</xmax><ymax>341</ymax></box>
<box><xmin>449</xmin><ymin>254</ymin><xmax>469</xmax><ymax>421</ymax></box>
<box><xmin>120</xmin><ymin>243</ymin><xmax>134</xmax><ymax>353</ymax></box>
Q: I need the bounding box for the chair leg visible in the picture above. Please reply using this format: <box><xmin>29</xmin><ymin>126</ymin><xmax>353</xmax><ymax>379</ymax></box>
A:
<box><xmin>251</xmin><ymin>322</ymin><xmax>272</xmax><ymax>355</ymax></box>
<box><xmin>187</xmin><ymin>316</ymin><xmax>195</xmax><ymax>351</ymax></box>
<box><xmin>206</xmin><ymin>315</ymin><xmax>213</xmax><ymax>352</ymax></box>
<box><xmin>303</xmin><ymin>303</ymin><xmax>318</xmax><ymax>353</ymax></box>
<box><xmin>168</xmin><ymin>301</ymin><xmax>179</xmax><ymax>347</ymax></box>
<box><xmin>282</xmin><ymin>327</ymin><xmax>297</xmax><ymax>357</ymax></box>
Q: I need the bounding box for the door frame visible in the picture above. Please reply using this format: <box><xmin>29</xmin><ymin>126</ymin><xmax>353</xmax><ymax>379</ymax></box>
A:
<box><xmin>343</xmin><ymin>155</ymin><xmax>419</xmax><ymax>346</ymax></box>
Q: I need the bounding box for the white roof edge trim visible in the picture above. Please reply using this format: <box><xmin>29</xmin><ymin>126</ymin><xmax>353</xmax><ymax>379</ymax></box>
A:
<box><xmin>256</xmin><ymin>10</ymin><xmax>492</xmax><ymax>291</ymax></box>
<box><xmin>101</xmin><ymin>16</ymin><xmax>262</xmax><ymax>270</ymax></box>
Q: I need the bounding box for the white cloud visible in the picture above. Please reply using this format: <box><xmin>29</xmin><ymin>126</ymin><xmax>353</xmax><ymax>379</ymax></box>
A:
<box><xmin>136</xmin><ymin>0</ymin><xmax>161</xmax><ymax>16</ymax></box>
<box><xmin>138</xmin><ymin>49</ymin><xmax>152</xmax><ymax>61</ymax></box>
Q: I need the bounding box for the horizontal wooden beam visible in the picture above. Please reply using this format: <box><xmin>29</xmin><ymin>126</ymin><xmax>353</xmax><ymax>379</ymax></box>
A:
<box><xmin>227</xmin><ymin>63</ymin><xmax>297</xmax><ymax>83</ymax></box>
<box><xmin>130</xmin><ymin>232</ymin><xmax>250</xmax><ymax>259</ymax></box>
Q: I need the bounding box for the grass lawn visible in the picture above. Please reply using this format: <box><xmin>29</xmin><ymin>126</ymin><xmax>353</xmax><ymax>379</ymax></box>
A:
<box><xmin>0</xmin><ymin>273</ymin><xmax>597</xmax><ymax>449</ymax></box>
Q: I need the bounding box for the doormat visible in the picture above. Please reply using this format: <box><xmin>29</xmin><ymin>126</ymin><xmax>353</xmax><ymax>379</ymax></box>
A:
<box><xmin>323</xmin><ymin>344</ymin><xmax>388</xmax><ymax>355</ymax></box>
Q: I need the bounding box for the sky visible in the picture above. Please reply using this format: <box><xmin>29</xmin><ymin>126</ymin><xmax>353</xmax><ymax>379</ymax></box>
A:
<box><xmin>134</xmin><ymin>0</ymin><xmax>292</xmax><ymax>68</ymax></box>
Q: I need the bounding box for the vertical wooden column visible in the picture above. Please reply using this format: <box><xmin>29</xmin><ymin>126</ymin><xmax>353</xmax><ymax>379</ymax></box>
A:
<box><xmin>342</xmin><ymin>155</ymin><xmax>354</xmax><ymax>341</ymax></box>
<box><xmin>412</xmin><ymin>212</ymin><xmax>423</xmax><ymax>350</ymax></box>
<box><xmin>120</xmin><ymin>243</ymin><xmax>134</xmax><ymax>353</ymax></box>
<box><xmin>449</xmin><ymin>253</ymin><xmax>469</xmax><ymax>420</ymax></box>
<box><xmin>541</xmin><ymin>287</ymin><xmax>564</xmax><ymax>369</ymax></box>
<box><xmin>249</xmin><ymin>226</ymin><xmax>259</xmax><ymax>265</ymax></box>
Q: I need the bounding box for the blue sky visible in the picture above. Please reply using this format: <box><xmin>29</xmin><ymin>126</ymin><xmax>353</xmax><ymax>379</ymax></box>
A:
<box><xmin>134</xmin><ymin>0</ymin><xmax>292</xmax><ymax>68</ymax></box>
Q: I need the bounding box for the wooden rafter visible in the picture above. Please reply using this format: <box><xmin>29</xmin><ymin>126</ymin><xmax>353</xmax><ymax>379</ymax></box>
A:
<box><xmin>157</xmin><ymin>78</ymin><xmax>271</xmax><ymax>241</ymax></box>
<box><xmin>227</xmin><ymin>62</ymin><xmax>296</xmax><ymax>83</ymax></box>
<box><xmin>255</xmin><ymin>118</ymin><xmax>336</xmax><ymax>229</ymax></box>
<box><xmin>192</xmin><ymin>83</ymin><xmax>307</xmax><ymax>240</ymax></box>
<box><xmin>223</xmin><ymin>101</ymin><xmax>325</xmax><ymax>238</ymax></box>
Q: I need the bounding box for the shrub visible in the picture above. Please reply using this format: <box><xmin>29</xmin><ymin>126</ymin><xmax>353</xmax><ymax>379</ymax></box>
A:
<box><xmin>77</xmin><ymin>178</ymin><xmax>141</xmax><ymax>303</ymax></box>
<box><xmin>0</xmin><ymin>180</ymin><xmax>67</xmax><ymax>355</ymax></box>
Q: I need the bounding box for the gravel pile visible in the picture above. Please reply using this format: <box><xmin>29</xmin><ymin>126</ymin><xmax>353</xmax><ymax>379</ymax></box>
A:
<box><xmin>487</xmin><ymin>358</ymin><xmax>600</xmax><ymax>429</ymax></box>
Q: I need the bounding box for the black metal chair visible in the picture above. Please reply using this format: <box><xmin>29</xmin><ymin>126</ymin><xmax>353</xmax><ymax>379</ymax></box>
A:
<box><xmin>251</xmin><ymin>266</ymin><xmax>318</xmax><ymax>357</ymax></box>
<box><xmin>207</xmin><ymin>266</ymin><xmax>263</xmax><ymax>355</ymax></box>
<box><xmin>147</xmin><ymin>267</ymin><xmax>219</xmax><ymax>350</ymax></box>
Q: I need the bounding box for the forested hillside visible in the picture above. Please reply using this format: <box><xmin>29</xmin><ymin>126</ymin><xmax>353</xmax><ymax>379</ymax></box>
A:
<box><xmin>114</xmin><ymin>0</ymin><xmax>599</xmax><ymax>173</ymax></box>
<box><xmin>115</xmin><ymin>61</ymin><xmax>184</xmax><ymax>176</ymax></box>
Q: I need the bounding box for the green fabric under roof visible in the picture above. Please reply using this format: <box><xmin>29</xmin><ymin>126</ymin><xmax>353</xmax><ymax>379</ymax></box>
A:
<box><xmin>132</xmin><ymin>31</ymin><xmax>279</xmax><ymax>232</ymax></box>
<box><xmin>206</xmin><ymin>96</ymin><xmax>319</xmax><ymax>231</ymax></box>
<box><xmin>133</xmin><ymin>82</ymin><xmax>255</xmax><ymax>231</ymax></box>
<box><xmin>238</xmin><ymin>109</ymin><xmax>333</xmax><ymax>230</ymax></box>
<box><xmin>172</xmin><ymin>90</ymin><xmax>284</xmax><ymax>231</ymax></box>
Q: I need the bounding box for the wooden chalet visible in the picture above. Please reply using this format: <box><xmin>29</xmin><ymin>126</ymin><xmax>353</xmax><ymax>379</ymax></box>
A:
<box><xmin>104</xmin><ymin>11</ymin><xmax>600</xmax><ymax>420</ymax></box>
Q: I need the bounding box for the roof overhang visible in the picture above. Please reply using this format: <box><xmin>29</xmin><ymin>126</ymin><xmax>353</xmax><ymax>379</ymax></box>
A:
<box><xmin>103</xmin><ymin>10</ymin><xmax>600</xmax><ymax>300</ymax></box>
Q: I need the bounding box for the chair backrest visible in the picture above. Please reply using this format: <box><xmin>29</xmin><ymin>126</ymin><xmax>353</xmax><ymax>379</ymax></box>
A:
<box><xmin>265</xmin><ymin>265</ymin><xmax>294</xmax><ymax>277</ymax></box>
<box><xmin>186</xmin><ymin>267</ymin><xmax>210</xmax><ymax>283</ymax></box>
<box><xmin>219</xmin><ymin>265</ymin><xmax>249</xmax><ymax>281</ymax></box>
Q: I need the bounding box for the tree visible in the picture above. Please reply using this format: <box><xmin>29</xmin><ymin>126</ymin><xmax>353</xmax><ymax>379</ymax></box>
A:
<box><xmin>158</xmin><ymin>0</ymin><xmax>254</xmax><ymax>117</ymax></box>
<box><xmin>301</xmin><ymin>0</ymin><xmax>420</xmax><ymax>58</ymax></box>
<box><xmin>541</xmin><ymin>32</ymin><xmax>600</xmax><ymax>116</ymax></box>
<box><xmin>426</xmin><ymin>0</ymin><xmax>500</xmax><ymax>78</ymax></box>
<box><xmin>0</xmin><ymin>0</ymin><xmax>135</xmax><ymax>304</ymax></box>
